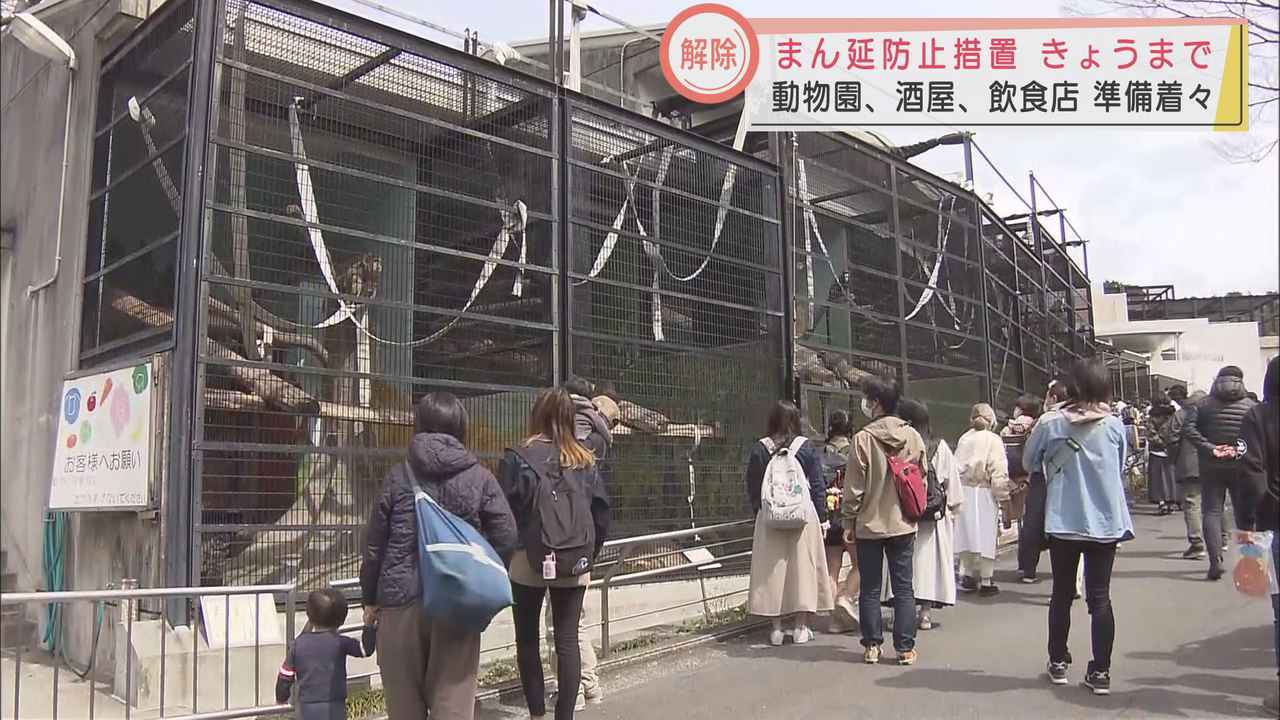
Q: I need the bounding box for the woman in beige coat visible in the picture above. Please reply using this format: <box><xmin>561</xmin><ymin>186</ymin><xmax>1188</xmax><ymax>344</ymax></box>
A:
<box><xmin>746</xmin><ymin>401</ymin><xmax>833</xmax><ymax>646</ymax></box>
<box><xmin>953</xmin><ymin>403</ymin><xmax>1011</xmax><ymax>596</ymax></box>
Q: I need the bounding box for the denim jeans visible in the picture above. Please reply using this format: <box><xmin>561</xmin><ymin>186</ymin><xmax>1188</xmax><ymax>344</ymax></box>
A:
<box><xmin>1018</xmin><ymin>474</ymin><xmax>1047</xmax><ymax>578</ymax></box>
<box><xmin>1047</xmin><ymin>537</ymin><xmax>1117</xmax><ymax>671</ymax></box>
<box><xmin>855</xmin><ymin>533</ymin><xmax>916</xmax><ymax>652</ymax></box>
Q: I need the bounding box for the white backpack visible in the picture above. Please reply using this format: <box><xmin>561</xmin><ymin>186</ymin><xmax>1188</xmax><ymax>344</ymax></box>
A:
<box><xmin>759</xmin><ymin>436</ymin><xmax>811</xmax><ymax>529</ymax></box>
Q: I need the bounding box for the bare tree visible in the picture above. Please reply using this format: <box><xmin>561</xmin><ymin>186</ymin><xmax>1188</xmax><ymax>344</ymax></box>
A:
<box><xmin>1067</xmin><ymin>0</ymin><xmax>1279</xmax><ymax>162</ymax></box>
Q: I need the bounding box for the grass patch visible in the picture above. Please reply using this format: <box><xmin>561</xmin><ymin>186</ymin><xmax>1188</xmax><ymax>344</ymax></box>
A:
<box><xmin>261</xmin><ymin>687</ymin><xmax>386</xmax><ymax>720</ymax></box>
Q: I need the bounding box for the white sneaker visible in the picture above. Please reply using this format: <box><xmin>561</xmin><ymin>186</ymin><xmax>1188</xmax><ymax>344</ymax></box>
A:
<box><xmin>769</xmin><ymin>629</ymin><xmax>785</xmax><ymax>646</ymax></box>
<box><xmin>583</xmin><ymin>685</ymin><xmax>604</xmax><ymax>704</ymax></box>
<box><xmin>793</xmin><ymin>626</ymin><xmax>814</xmax><ymax>644</ymax></box>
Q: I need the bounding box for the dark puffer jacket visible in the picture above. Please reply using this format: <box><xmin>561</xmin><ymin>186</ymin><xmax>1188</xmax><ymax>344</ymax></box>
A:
<box><xmin>1186</xmin><ymin>373</ymin><xmax>1258</xmax><ymax>469</ymax></box>
<box><xmin>359</xmin><ymin>433</ymin><xmax>517</xmax><ymax>608</ymax></box>
<box><xmin>1240</xmin><ymin>356</ymin><xmax>1279</xmax><ymax>532</ymax></box>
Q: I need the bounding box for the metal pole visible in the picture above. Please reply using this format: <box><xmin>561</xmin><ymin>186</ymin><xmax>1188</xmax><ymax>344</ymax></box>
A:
<box><xmin>1028</xmin><ymin>172</ymin><xmax>1053</xmax><ymax>376</ymax></box>
<box><xmin>771</xmin><ymin>130</ymin><xmax>797</xmax><ymax>402</ymax></box>
<box><xmin>962</xmin><ymin>133</ymin><xmax>976</xmax><ymax>188</ymax></box>
<box><xmin>889</xmin><ymin>159</ymin><xmax>910</xmax><ymax>389</ymax></box>
<box><xmin>965</xmin><ymin>135</ymin><xmax>994</xmax><ymax>403</ymax></box>
<box><xmin>567</xmin><ymin>2</ymin><xmax>583</xmax><ymax>91</ymax></box>
<box><xmin>599</xmin><ymin>582</ymin><xmax>611</xmax><ymax>660</ymax></box>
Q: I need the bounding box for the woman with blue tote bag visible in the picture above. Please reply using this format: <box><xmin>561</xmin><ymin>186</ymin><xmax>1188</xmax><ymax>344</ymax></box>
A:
<box><xmin>360</xmin><ymin>393</ymin><xmax>518</xmax><ymax>720</ymax></box>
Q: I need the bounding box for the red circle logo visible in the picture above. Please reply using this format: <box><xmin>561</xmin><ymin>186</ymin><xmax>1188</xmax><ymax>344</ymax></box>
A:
<box><xmin>660</xmin><ymin>4</ymin><xmax>759</xmax><ymax>104</ymax></box>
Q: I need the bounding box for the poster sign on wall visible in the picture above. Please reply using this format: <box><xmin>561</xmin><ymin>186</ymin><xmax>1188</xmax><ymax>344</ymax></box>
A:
<box><xmin>48</xmin><ymin>361</ymin><xmax>154</xmax><ymax>511</ymax></box>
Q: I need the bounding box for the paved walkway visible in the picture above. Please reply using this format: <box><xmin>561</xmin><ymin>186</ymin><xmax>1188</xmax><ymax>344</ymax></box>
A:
<box><xmin>481</xmin><ymin>510</ymin><xmax>1278</xmax><ymax>719</ymax></box>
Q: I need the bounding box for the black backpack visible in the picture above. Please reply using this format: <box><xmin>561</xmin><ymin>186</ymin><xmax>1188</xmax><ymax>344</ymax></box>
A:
<box><xmin>512</xmin><ymin>445</ymin><xmax>596</xmax><ymax>579</ymax></box>
<box><xmin>821</xmin><ymin>442</ymin><xmax>848</xmax><ymax>487</ymax></box>
<box><xmin>921</xmin><ymin>438</ymin><xmax>947</xmax><ymax>520</ymax></box>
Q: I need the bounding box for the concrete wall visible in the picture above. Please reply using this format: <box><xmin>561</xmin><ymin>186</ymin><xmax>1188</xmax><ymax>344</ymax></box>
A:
<box><xmin>1155</xmin><ymin>321</ymin><xmax>1266</xmax><ymax>396</ymax></box>
<box><xmin>1095</xmin><ymin>290</ymin><xmax>1268</xmax><ymax>395</ymax></box>
<box><xmin>1</xmin><ymin>0</ymin><xmax>164</xmax><ymax>670</ymax></box>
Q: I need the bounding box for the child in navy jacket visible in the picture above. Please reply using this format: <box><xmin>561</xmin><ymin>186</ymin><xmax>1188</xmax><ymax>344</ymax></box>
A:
<box><xmin>276</xmin><ymin>589</ymin><xmax>371</xmax><ymax>720</ymax></box>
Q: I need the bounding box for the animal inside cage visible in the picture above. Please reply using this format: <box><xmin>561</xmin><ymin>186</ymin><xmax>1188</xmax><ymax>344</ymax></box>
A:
<box><xmin>83</xmin><ymin>0</ymin><xmax>786</xmax><ymax>586</ymax></box>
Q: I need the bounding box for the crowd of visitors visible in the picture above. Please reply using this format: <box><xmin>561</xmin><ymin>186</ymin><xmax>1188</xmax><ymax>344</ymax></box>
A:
<box><xmin>269</xmin><ymin>357</ymin><xmax>1277</xmax><ymax>719</ymax></box>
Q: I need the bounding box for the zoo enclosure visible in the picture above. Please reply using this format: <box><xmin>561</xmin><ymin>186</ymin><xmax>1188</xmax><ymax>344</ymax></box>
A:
<box><xmin>77</xmin><ymin>0</ymin><xmax>785</xmax><ymax>591</ymax></box>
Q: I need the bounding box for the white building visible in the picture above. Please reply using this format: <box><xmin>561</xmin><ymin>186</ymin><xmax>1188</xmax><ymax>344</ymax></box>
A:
<box><xmin>1094</xmin><ymin>290</ymin><xmax>1270</xmax><ymax>395</ymax></box>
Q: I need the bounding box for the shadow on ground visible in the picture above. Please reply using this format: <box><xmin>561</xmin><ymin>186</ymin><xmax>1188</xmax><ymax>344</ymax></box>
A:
<box><xmin>1127</xmin><ymin>625</ymin><xmax>1273</xmax><ymax>672</ymax></box>
<box><xmin>876</xmin><ymin>668</ymin><xmax>1270</xmax><ymax>718</ymax></box>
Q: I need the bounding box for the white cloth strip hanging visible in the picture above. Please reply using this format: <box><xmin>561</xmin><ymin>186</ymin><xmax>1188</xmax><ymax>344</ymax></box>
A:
<box><xmin>644</xmin><ymin>109</ymin><xmax>748</xmax><ymax>284</ymax></box>
<box><xmin>687</xmin><ymin>424</ymin><xmax>703</xmax><ymax>533</ymax></box>
<box><xmin>574</xmin><ymin>159</ymin><xmax>643</xmax><ymax>286</ymax></box>
<box><xmin>642</xmin><ymin>147</ymin><xmax>674</xmax><ymax>341</ymax></box>
<box><xmin>288</xmin><ymin>103</ymin><xmax>362</xmax><ymax>330</ymax></box>
<box><xmin>580</xmin><ymin>109</ymin><xmax>750</xmax><ymax>341</ymax></box>
<box><xmin>904</xmin><ymin>194</ymin><xmax>957</xmax><ymax>322</ymax></box>
<box><xmin>793</xmin><ymin>139</ymin><xmax>898</xmax><ymax>330</ymax></box>
<box><xmin>133</xmin><ymin>113</ymin><xmax>181</xmax><ymax>214</ymax></box>
<box><xmin>286</xmin><ymin>101</ymin><xmax>527</xmax><ymax>347</ymax></box>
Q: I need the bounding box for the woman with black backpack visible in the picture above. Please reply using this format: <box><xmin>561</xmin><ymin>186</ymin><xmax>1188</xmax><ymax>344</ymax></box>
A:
<box><xmin>884</xmin><ymin>399</ymin><xmax>963</xmax><ymax>630</ymax></box>
<box><xmin>500</xmin><ymin>388</ymin><xmax>611</xmax><ymax>720</ymax></box>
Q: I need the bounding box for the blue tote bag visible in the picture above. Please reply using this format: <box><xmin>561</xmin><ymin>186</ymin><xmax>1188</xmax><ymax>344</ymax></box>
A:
<box><xmin>413</xmin><ymin>483</ymin><xmax>512</xmax><ymax>632</ymax></box>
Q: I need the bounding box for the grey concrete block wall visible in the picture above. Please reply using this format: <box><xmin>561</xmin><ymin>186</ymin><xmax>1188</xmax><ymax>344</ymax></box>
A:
<box><xmin>1</xmin><ymin>0</ymin><xmax>157</xmax><ymax>672</ymax></box>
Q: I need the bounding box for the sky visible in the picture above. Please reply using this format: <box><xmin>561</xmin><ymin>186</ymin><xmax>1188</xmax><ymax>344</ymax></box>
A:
<box><xmin>325</xmin><ymin>0</ymin><xmax>1280</xmax><ymax>298</ymax></box>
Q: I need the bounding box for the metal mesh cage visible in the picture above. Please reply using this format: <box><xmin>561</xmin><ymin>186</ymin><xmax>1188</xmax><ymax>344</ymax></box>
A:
<box><xmin>565</xmin><ymin>101</ymin><xmax>785</xmax><ymax>534</ymax></box>
<box><xmin>80</xmin><ymin>0</ymin><xmax>197</xmax><ymax>366</ymax></box>
<box><xmin>193</xmin><ymin>0</ymin><xmax>560</xmax><ymax>586</ymax></box>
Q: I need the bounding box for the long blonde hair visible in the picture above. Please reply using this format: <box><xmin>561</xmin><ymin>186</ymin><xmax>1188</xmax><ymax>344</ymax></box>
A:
<box><xmin>970</xmin><ymin>403</ymin><xmax>996</xmax><ymax>431</ymax></box>
<box><xmin>524</xmin><ymin>387</ymin><xmax>595</xmax><ymax>470</ymax></box>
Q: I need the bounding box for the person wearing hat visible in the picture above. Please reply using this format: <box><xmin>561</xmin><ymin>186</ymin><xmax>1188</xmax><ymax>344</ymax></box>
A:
<box><xmin>953</xmin><ymin>403</ymin><xmax>1012</xmax><ymax>596</ymax></box>
<box><xmin>1184</xmin><ymin>365</ymin><xmax>1259</xmax><ymax>580</ymax></box>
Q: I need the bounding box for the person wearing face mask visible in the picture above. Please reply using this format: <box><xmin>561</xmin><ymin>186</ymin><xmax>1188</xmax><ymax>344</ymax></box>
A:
<box><xmin>953</xmin><ymin>403</ymin><xmax>1012</xmax><ymax>596</ymax></box>
<box><xmin>842</xmin><ymin>375</ymin><xmax>927</xmax><ymax>665</ymax></box>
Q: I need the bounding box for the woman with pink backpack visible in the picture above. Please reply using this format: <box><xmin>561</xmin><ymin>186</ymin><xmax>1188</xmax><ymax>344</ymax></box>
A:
<box><xmin>745</xmin><ymin>401</ymin><xmax>833</xmax><ymax>646</ymax></box>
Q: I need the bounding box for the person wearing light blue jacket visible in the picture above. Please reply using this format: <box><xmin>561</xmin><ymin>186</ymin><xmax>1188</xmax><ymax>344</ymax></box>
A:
<box><xmin>1023</xmin><ymin>358</ymin><xmax>1135</xmax><ymax>697</ymax></box>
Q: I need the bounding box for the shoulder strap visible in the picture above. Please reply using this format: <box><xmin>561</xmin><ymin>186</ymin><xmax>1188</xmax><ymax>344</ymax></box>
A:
<box><xmin>1045</xmin><ymin>420</ymin><xmax>1109</xmax><ymax>478</ymax></box>
<box><xmin>759</xmin><ymin>437</ymin><xmax>777</xmax><ymax>454</ymax></box>
<box><xmin>510</xmin><ymin>444</ymin><xmax>557</xmax><ymax>485</ymax></box>
<box><xmin>787</xmin><ymin>436</ymin><xmax>808</xmax><ymax>455</ymax></box>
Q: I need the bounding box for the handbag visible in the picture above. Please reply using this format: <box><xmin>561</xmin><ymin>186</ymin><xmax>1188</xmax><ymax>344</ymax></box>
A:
<box><xmin>411</xmin><ymin>465</ymin><xmax>513</xmax><ymax>631</ymax></box>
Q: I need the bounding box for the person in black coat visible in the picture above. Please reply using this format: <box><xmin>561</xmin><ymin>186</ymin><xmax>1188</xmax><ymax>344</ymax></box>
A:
<box><xmin>499</xmin><ymin>387</ymin><xmax>610</xmax><ymax>720</ymax></box>
<box><xmin>1170</xmin><ymin>386</ymin><xmax>1207</xmax><ymax>558</ymax></box>
<box><xmin>1239</xmin><ymin>355</ymin><xmax>1278</xmax><ymax>713</ymax></box>
<box><xmin>1184</xmin><ymin>366</ymin><xmax>1259</xmax><ymax>580</ymax></box>
<box><xmin>359</xmin><ymin>392</ymin><xmax>517</xmax><ymax>720</ymax></box>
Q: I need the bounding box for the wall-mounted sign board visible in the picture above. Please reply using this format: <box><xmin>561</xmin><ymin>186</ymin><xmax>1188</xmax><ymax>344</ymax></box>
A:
<box><xmin>48</xmin><ymin>361</ymin><xmax>154</xmax><ymax>511</ymax></box>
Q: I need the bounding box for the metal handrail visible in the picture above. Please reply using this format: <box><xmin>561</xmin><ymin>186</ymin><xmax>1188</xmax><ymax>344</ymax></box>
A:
<box><xmin>0</xmin><ymin>584</ymin><xmax>296</xmax><ymax>604</ymax></box>
<box><xmin>1</xmin><ymin>582</ymin><xmax>299</xmax><ymax>720</ymax></box>
<box><xmin>327</xmin><ymin>519</ymin><xmax>758</xmax><ymax>667</ymax></box>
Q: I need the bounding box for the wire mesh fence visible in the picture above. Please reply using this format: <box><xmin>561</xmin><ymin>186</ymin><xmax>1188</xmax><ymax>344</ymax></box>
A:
<box><xmin>99</xmin><ymin>0</ymin><xmax>792</xmax><ymax>586</ymax></box>
<box><xmin>77</xmin><ymin>0</ymin><xmax>1101</xmax><ymax>589</ymax></box>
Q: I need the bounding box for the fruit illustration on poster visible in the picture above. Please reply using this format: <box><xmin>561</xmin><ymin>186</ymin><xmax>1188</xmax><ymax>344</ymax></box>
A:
<box><xmin>109</xmin><ymin>385</ymin><xmax>130</xmax><ymax>437</ymax></box>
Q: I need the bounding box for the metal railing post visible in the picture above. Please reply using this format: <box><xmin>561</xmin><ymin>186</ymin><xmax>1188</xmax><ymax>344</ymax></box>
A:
<box><xmin>285</xmin><ymin>587</ymin><xmax>296</xmax><ymax>650</ymax></box>
<box><xmin>598</xmin><ymin>581</ymin><xmax>610</xmax><ymax>661</ymax></box>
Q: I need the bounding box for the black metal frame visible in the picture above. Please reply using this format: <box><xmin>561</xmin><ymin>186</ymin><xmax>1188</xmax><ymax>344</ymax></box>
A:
<box><xmin>99</xmin><ymin>0</ymin><xmax>785</xmax><ymax>584</ymax></box>
<box><xmin>81</xmin><ymin>0</ymin><xmax>1111</xmax><ymax>588</ymax></box>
